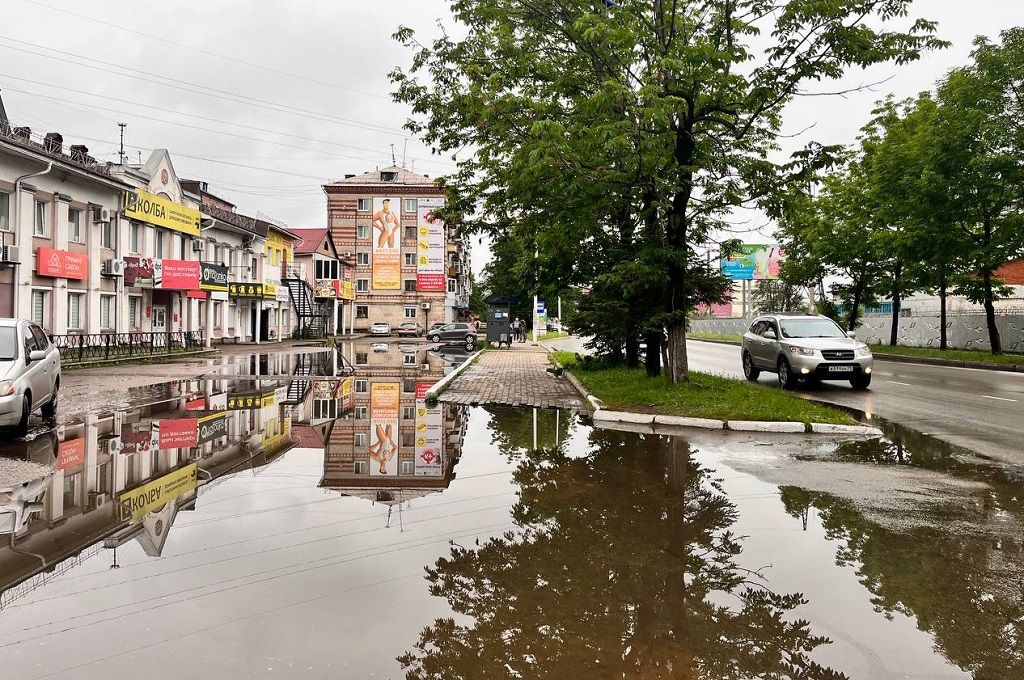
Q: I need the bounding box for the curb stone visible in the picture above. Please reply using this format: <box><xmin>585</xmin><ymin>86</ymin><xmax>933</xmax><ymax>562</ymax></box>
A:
<box><xmin>592</xmin><ymin>410</ymin><xmax>655</xmax><ymax>425</ymax></box>
<box><xmin>726</xmin><ymin>420</ymin><xmax>806</xmax><ymax>433</ymax></box>
<box><xmin>425</xmin><ymin>349</ymin><xmax>484</xmax><ymax>400</ymax></box>
<box><xmin>810</xmin><ymin>422</ymin><xmax>883</xmax><ymax>436</ymax></box>
<box><xmin>653</xmin><ymin>415</ymin><xmax>725</xmax><ymax>430</ymax></box>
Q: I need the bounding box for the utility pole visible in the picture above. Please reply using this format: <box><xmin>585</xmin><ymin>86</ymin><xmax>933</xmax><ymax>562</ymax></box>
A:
<box><xmin>390</xmin><ymin>144</ymin><xmax>396</xmax><ymax>165</ymax></box>
<box><xmin>118</xmin><ymin>123</ymin><xmax>127</xmax><ymax>164</ymax></box>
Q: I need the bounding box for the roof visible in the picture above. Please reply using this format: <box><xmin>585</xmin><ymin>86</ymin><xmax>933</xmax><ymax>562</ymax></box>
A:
<box><xmin>181</xmin><ymin>179</ymin><xmax>236</xmax><ymax>209</ymax></box>
<box><xmin>291</xmin><ymin>425</ymin><xmax>325</xmax><ymax>449</ymax></box>
<box><xmin>289</xmin><ymin>228</ymin><xmax>331</xmax><ymax>255</ymax></box>
<box><xmin>324</xmin><ymin>165</ymin><xmax>439</xmax><ymax>188</ymax></box>
<box><xmin>995</xmin><ymin>258</ymin><xmax>1024</xmax><ymax>285</ymax></box>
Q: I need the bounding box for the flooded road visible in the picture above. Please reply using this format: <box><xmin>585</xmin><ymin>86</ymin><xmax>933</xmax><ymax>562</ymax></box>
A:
<box><xmin>0</xmin><ymin>345</ymin><xmax>1021</xmax><ymax>679</ymax></box>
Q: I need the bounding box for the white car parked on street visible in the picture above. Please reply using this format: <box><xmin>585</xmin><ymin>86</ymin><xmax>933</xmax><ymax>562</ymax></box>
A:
<box><xmin>0</xmin><ymin>319</ymin><xmax>61</xmax><ymax>435</ymax></box>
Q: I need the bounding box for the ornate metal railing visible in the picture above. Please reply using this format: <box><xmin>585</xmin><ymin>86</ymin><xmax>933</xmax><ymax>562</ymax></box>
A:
<box><xmin>51</xmin><ymin>331</ymin><xmax>205</xmax><ymax>363</ymax></box>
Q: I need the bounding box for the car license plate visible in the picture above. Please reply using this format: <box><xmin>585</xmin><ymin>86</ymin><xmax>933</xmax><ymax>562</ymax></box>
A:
<box><xmin>828</xmin><ymin>365</ymin><xmax>854</xmax><ymax>373</ymax></box>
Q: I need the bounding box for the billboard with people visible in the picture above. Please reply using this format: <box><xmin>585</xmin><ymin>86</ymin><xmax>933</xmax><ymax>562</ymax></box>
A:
<box><xmin>720</xmin><ymin>244</ymin><xmax>785</xmax><ymax>280</ymax></box>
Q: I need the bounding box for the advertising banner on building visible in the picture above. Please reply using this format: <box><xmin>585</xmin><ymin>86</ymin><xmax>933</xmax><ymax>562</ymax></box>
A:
<box><xmin>720</xmin><ymin>244</ymin><xmax>785</xmax><ymax>281</ymax></box>
<box><xmin>124</xmin><ymin>188</ymin><xmax>201</xmax><ymax>237</ymax></box>
<box><xmin>226</xmin><ymin>389</ymin><xmax>276</xmax><ymax>411</ymax></box>
<box><xmin>124</xmin><ymin>257</ymin><xmax>156</xmax><ymax>287</ymax></box>
<box><xmin>121</xmin><ymin>422</ymin><xmax>153</xmax><ymax>455</ymax></box>
<box><xmin>228</xmin><ymin>282</ymin><xmax>264</xmax><ymax>298</ymax></box>
<box><xmin>159</xmin><ymin>259</ymin><xmax>201</xmax><ymax>290</ymax></box>
<box><xmin>56</xmin><ymin>438</ymin><xmax>85</xmax><ymax>470</ymax></box>
<box><xmin>153</xmin><ymin>412</ymin><xmax>228</xmax><ymax>449</ymax></box>
<box><xmin>197</xmin><ymin>412</ymin><xmax>229</xmax><ymax>444</ymax></box>
<box><xmin>36</xmin><ymin>248</ymin><xmax>89</xmax><ymax>280</ymax></box>
<box><xmin>371</xmin><ymin>197</ymin><xmax>401</xmax><ymax>290</ymax></box>
<box><xmin>369</xmin><ymin>382</ymin><xmax>399</xmax><ymax>476</ymax></box>
<box><xmin>339</xmin><ymin>376</ymin><xmax>353</xmax><ymax>413</ymax></box>
<box><xmin>314</xmin><ymin>279</ymin><xmax>338</xmax><ymax>298</ymax></box>
<box><xmin>118</xmin><ymin>463</ymin><xmax>198</xmax><ymax>522</ymax></box>
<box><xmin>416</xmin><ymin>198</ymin><xmax>446</xmax><ymax>292</ymax></box>
<box><xmin>414</xmin><ymin>382</ymin><xmax>444</xmax><ymax>476</ymax></box>
<box><xmin>200</xmin><ymin>263</ymin><xmax>229</xmax><ymax>292</ymax></box>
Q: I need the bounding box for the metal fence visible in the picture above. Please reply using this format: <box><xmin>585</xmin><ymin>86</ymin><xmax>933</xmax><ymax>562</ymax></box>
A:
<box><xmin>52</xmin><ymin>331</ymin><xmax>205</xmax><ymax>363</ymax></box>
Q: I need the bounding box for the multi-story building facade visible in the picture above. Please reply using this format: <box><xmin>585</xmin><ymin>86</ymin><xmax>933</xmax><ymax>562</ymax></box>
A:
<box><xmin>323</xmin><ymin>166</ymin><xmax>472</xmax><ymax>333</ymax></box>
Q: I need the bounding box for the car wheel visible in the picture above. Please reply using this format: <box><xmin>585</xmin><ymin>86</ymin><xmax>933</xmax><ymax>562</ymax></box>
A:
<box><xmin>13</xmin><ymin>394</ymin><xmax>30</xmax><ymax>437</ymax></box>
<box><xmin>429</xmin><ymin>334</ymin><xmax>440</xmax><ymax>343</ymax></box>
<box><xmin>41</xmin><ymin>382</ymin><xmax>58</xmax><ymax>419</ymax></box>
<box><xmin>465</xmin><ymin>334</ymin><xmax>475</xmax><ymax>343</ymax></box>
<box><xmin>742</xmin><ymin>352</ymin><xmax>760</xmax><ymax>382</ymax></box>
<box><xmin>777</xmin><ymin>358</ymin><xmax>797</xmax><ymax>390</ymax></box>
<box><xmin>850</xmin><ymin>374</ymin><xmax>872</xmax><ymax>390</ymax></box>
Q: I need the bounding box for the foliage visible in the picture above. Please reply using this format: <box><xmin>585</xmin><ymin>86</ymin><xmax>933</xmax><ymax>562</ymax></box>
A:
<box><xmin>751</xmin><ymin>280</ymin><xmax>809</xmax><ymax>315</ymax></box>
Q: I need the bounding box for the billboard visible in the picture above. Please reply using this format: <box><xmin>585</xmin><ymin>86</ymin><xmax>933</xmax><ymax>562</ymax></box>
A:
<box><xmin>371</xmin><ymin>197</ymin><xmax>401</xmax><ymax>290</ymax></box>
<box><xmin>414</xmin><ymin>382</ymin><xmax>443</xmax><ymax>476</ymax></box>
<box><xmin>369</xmin><ymin>382</ymin><xmax>399</xmax><ymax>476</ymax></box>
<box><xmin>416</xmin><ymin>198</ymin><xmax>446</xmax><ymax>292</ymax></box>
<box><xmin>123</xmin><ymin>188</ymin><xmax>201</xmax><ymax>237</ymax></box>
<box><xmin>720</xmin><ymin>244</ymin><xmax>785</xmax><ymax>280</ymax></box>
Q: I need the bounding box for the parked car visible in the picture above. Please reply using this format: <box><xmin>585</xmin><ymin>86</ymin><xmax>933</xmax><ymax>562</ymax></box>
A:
<box><xmin>397</xmin><ymin>322</ymin><xmax>424</xmax><ymax>338</ymax></box>
<box><xmin>369</xmin><ymin>321</ymin><xmax>391</xmax><ymax>337</ymax></box>
<box><xmin>428</xmin><ymin>322</ymin><xmax>447</xmax><ymax>332</ymax></box>
<box><xmin>741</xmin><ymin>314</ymin><xmax>873</xmax><ymax>389</ymax></box>
<box><xmin>427</xmin><ymin>322</ymin><xmax>477</xmax><ymax>344</ymax></box>
<box><xmin>0</xmin><ymin>319</ymin><xmax>61</xmax><ymax>435</ymax></box>
<box><xmin>371</xmin><ymin>342</ymin><xmax>390</xmax><ymax>353</ymax></box>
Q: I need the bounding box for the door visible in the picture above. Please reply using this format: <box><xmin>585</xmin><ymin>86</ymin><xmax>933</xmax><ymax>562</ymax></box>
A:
<box><xmin>152</xmin><ymin>307</ymin><xmax>167</xmax><ymax>347</ymax></box>
<box><xmin>748</xmin><ymin>321</ymin><xmax>771</xmax><ymax>367</ymax></box>
<box><xmin>30</xmin><ymin>325</ymin><xmax>56</xmax><ymax>404</ymax></box>
<box><xmin>20</xmin><ymin>324</ymin><xmax>47</xmax><ymax>409</ymax></box>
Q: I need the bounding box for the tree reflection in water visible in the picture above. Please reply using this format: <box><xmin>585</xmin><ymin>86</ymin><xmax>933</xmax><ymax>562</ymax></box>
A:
<box><xmin>399</xmin><ymin>426</ymin><xmax>847</xmax><ymax>679</ymax></box>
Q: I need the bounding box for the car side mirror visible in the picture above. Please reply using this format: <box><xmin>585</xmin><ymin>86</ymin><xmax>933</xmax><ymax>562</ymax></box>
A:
<box><xmin>763</xmin><ymin>329</ymin><xmax>777</xmax><ymax>340</ymax></box>
<box><xmin>846</xmin><ymin>330</ymin><xmax>857</xmax><ymax>338</ymax></box>
<box><xmin>28</xmin><ymin>349</ymin><xmax>48</xmax><ymax>362</ymax></box>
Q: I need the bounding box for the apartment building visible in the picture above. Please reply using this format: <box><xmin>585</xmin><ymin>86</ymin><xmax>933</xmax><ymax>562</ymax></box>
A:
<box><xmin>323</xmin><ymin>166</ymin><xmax>472</xmax><ymax>332</ymax></box>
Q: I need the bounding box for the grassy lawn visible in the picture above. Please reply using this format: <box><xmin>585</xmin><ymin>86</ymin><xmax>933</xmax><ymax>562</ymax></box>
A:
<box><xmin>552</xmin><ymin>351</ymin><xmax>856</xmax><ymax>425</ymax></box>
<box><xmin>688</xmin><ymin>331</ymin><xmax>742</xmax><ymax>343</ymax></box>
<box><xmin>539</xmin><ymin>330</ymin><xmax>569</xmax><ymax>341</ymax></box>
<box><xmin>868</xmin><ymin>344</ymin><xmax>1024</xmax><ymax>365</ymax></box>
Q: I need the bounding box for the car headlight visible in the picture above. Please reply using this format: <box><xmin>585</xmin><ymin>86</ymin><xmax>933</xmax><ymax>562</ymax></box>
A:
<box><xmin>788</xmin><ymin>346</ymin><xmax>816</xmax><ymax>356</ymax></box>
<box><xmin>856</xmin><ymin>344</ymin><xmax>873</xmax><ymax>357</ymax></box>
<box><xmin>0</xmin><ymin>380</ymin><xmax>15</xmax><ymax>397</ymax></box>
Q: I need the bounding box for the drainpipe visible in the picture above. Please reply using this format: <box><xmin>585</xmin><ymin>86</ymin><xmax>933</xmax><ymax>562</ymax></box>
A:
<box><xmin>13</xmin><ymin>161</ymin><xmax>54</xmax><ymax>319</ymax></box>
<box><xmin>0</xmin><ymin>508</ymin><xmax>47</xmax><ymax>568</ymax></box>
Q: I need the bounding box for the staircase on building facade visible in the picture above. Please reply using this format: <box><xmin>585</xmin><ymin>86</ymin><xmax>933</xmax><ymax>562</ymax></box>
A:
<box><xmin>283</xmin><ymin>266</ymin><xmax>331</xmax><ymax>338</ymax></box>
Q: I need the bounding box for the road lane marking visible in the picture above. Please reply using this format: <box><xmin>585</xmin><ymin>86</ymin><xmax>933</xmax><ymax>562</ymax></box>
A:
<box><xmin>982</xmin><ymin>395</ymin><xmax>1018</xmax><ymax>402</ymax></box>
<box><xmin>886</xmin><ymin>381</ymin><xmax>912</xmax><ymax>386</ymax></box>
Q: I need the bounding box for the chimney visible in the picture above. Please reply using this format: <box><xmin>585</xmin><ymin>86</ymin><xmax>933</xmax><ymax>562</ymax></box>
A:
<box><xmin>43</xmin><ymin>132</ymin><xmax>63</xmax><ymax>153</ymax></box>
<box><xmin>70</xmin><ymin>144</ymin><xmax>89</xmax><ymax>162</ymax></box>
<box><xmin>13</xmin><ymin>126</ymin><xmax>30</xmax><ymax>141</ymax></box>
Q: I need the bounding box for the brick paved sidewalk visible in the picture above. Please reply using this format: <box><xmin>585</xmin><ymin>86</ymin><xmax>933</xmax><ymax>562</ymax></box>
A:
<box><xmin>439</xmin><ymin>343</ymin><xmax>586</xmax><ymax>411</ymax></box>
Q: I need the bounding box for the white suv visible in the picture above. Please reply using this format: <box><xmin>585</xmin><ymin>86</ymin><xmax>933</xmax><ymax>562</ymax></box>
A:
<box><xmin>741</xmin><ymin>314</ymin><xmax>873</xmax><ymax>390</ymax></box>
<box><xmin>0</xmin><ymin>319</ymin><xmax>61</xmax><ymax>434</ymax></box>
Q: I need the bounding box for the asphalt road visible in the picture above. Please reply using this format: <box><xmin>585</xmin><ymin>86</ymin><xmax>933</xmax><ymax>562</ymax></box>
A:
<box><xmin>548</xmin><ymin>336</ymin><xmax>1024</xmax><ymax>465</ymax></box>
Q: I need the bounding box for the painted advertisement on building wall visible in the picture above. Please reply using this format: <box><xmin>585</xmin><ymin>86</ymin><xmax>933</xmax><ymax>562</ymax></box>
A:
<box><xmin>369</xmin><ymin>382</ymin><xmax>399</xmax><ymax>476</ymax></box>
<box><xmin>414</xmin><ymin>382</ymin><xmax>443</xmax><ymax>476</ymax></box>
<box><xmin>720</xmin><ymin>244</ymin><xmax>785</xmax><ymax>281</ymax></box>
<box><xmin>371</xmin><ymin>197</ymin><xmax>401</xmax><ymax>290</ymax></box>
<box><xmin>416</xmin><ymin>198</ymin><xmax>446</xmax><ymax>292</ymax></box>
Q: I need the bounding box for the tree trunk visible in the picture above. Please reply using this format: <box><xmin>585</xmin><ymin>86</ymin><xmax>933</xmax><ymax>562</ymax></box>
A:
<box><xmin>644</xmin><ymin>330</ymin><xmax>662</xmax><ymax>377</ymax></box>
<box><xmin>665</xmin><ymin>324</ymin><xmax>688</xmax><ymax>383</ymax></box>
<box><xmin>625</xmin><ymin>335</ymin><xmax>640</xmax><ymax>369</ymax></box>
<box><xmin>939</xmin><ymin>274</ymin><xmax>948</xmax><ymax>351</ymax></box>
<box><xmin>610</xmin><ymin>343</ymin><xmax>624</xmax><ymax>365</ymax></box>
<box><xmin>889</xmin><ymin>261</ymin><xmax>902</xmax><ymax>347</ymax></box>
<box><xmin>982</xmin><ymin>270</ymin><xmax>1002</xmax><ymax>355</ymax></box>
<box><xmin>847</xmin><ymin>275</ymin><xmax>865</xmax><ymax>332</ymax></box>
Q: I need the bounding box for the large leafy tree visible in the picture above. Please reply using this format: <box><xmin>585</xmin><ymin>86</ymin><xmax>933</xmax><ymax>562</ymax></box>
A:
<box><xmin>391</xmin><ymin>0</ymin><xmax>945</xmax><ymax>382</ymax></box>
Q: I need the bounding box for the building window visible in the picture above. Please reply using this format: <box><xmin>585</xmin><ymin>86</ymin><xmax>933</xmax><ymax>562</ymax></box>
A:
<box><xmin>356</xmin><ymin>252</ymin><xmax>369</xmax><ymax>266</ymax></box>
<box><xmin>129</xmin><ymin>296</ymin><xmax>142</xmax><ymax>329</ymax></box>
<box><xmin>402</xmin><ymin>405</ymin><xmax>415</xmax><ymax>420</ymax></box>
<box><xmin>131</xmin><ymin>223</ymin><xmax>141</xmax><ymax>253</ymax></box>
<box><xmin>155</xmin><ymin>231</ymin><xmax>164</xmax><ymax>258</ymax></box>
<box><xmin>354</xmin><ymin>433</ymin><xmax>368</xmax><ymax>447</ymax></box>
<box><xmin>313</xmin><ymin>399</ymin><xmax>337</xmax><ymax>420</ymax></box>
<box><xmin>401</xmin><ymin>432</ymin><xmax>415</xmax><ymax>448</ymax></box>
<box><xmin>356</xmin><ymin>305</ymin><xmax>368</xmax><ymax>319</ymax></box>
<box><xmin>67</xmin><ymin>292</ymin><xmax>84</xmax><ymax>330</ymax></box>
<box><xmin>355</xmin><ymin>378</ymin><xmax>368</xmax><ymax>393</ymax></box>
<box><xmin>357</xmin><ymin>198</ymin><xmax>370</xmax><ymax>212</ymax></box>
<box><xmin>402</xmin><ymin>378</ymin><xmax>415</xmax><ymax>393</ymax></box>
<box><xmin>401</xmin><ymin>460</ymin><xmax>415</xmax><ymax>474</ymax></box>
<box><xmin>355</xmin><ymin>406</ymin><xmax>368</xmax><ymax>420</ymax></box>
<box><xmin>33</xmin><ymin>200</ymin><xmax>47</xmax><ymax>236</ymax></box>
<box><xmin>404</xmin><ymin>280</ymin><xmax>417</xmax><ymax>293</ymax></box>
<box><xmin>213</xmin><ymin>301</ymin><xmax>222</xmax><ymax>329</ymax></box>
<box><xmin>68</xmin><ymin>208</ymin><xmax>83</xmax><ymax>243</ymax></box>
<box><xmin>100</xmin><ymin>295</ymin><xmax>114</xmax><ymax>330</ymax></box>
<box><xmin>100</xmin><ymin>219</ymin><xmax>115</xmax><ymax>249</ymax></box>
<box><xmin>180</xmin><ymin>236</ymin><xmax>187</xmax><ymax>260</ymax></box>
<box><xmin>404</xmin><ymin>306</ymin><xmax>417</xmax><ymax>319</ymax></box>
<box><xmin>356</xmin><ymin>279</ymin><xmax>369</xmax><ymax>293</ymax></box>
<box><xmin>403</xmin><ymin>198</ymin><xmax>417</xmax><ymax>214</ymax></box>
<box><xmin>354</xmin><ymin>460</ymin><xmax>369</xmax><ymax>474</ymax></box>
<box><xmin>404</xmin><ymin>253</ymin><xmax>415</xmax><ymax>266</ymax></box>
<box><xmin>447</xmin><ymin>278</ymin><xmax>457</xmax><ymax>293</ymax></box>
<box><xmin>403</xmin><ymin>352</ymin><xmax>417</xmax><ymax>365</ymax></box>
<box><xmin>355</xmin><ymin>353</ymin><xmax>368</xmax><ymax>365</ymax></box>
<box><xmin>31</xmin><ymin>290</ymin><xmax>46</xmax><ymax>327</ymax></box>
<box><xmin>356</xmin><ymin>224</ymin><xmax>370</xmax><ymax>239</ymax></box>
<box><xmin>0</xmin><ymin>191</ymin><xmax>9</xmax><ymax>231</ymax></box>
<box><xmin>404</xmin><ymin>225</ymin><xmax>416</xmax><ymax>240</ymax></box>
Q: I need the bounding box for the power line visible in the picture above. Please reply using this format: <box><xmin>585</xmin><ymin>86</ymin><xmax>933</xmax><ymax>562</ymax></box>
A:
<box><xmin>18</xmin><ymin>0</ymin><xmax>393</xmax><ymax>101</ymax></box>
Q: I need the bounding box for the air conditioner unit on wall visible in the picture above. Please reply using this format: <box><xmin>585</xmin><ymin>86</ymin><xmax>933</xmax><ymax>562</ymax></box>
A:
<box><xmin>102</xmin><ymin>259</ymin><xmax>125</xmax><ymax>277</ymax></box>
<box><xmin>1</xmin><ymin>245</ymin><xmax>19</xmax><ymax>264</ymax></box>
<box><xmin>100</xmin><ymin>436</ymin><xmax>122</xmax><ymax>454</ymax></box>
<box><xmin>421</xmin><ymin>302</ymin><xmax>430</xmax><ymax>310</ymax></box>
<box><xmin>89</xmin><ymin>492</ymin><xmax>109</xmax><ymax>509</ymax></box>
<box><xmin>91</xmin><ymin>206</ymin><xmax>110</xmax><ymax>223</ymax></box>
<box><xmin>193</xmin><ymin>240</ymin><xmax>205</xmax><ymax>252</ymax></box>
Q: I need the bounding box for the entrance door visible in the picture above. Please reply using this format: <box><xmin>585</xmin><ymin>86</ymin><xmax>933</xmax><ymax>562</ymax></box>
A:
<box><xmin>152</xmin><ymin>306</ymin><xmax>167</xmax><ymax>346</ymax></box>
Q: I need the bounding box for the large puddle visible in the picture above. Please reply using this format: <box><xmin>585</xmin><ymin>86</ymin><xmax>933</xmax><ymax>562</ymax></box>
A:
<box><xmin>0</xmin><ymin>346</ymin><xmax>1020</xmax><ymax>679</ymax></box>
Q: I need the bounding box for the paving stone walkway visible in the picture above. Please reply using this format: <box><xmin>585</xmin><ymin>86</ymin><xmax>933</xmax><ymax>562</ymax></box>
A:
<box><xmin>440</xmin><ymin>343</ymin><xmax>586</xmax><ymax>412</ymax></box>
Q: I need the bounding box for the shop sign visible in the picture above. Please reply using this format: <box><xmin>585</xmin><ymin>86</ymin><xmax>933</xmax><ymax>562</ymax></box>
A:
<box><xmin>121</xmin><ymin>423</ymin><xmax>153</xmax><ymax>455</ymax></box>
<box><xmin>314</xmin><ymin>279</ymin><xmax>338</xmax><ymax>298</ymax></box>
<box><xmin>160</xmin><ymin>259</ymin><xmax>201</xmax><ymax>290</ymax></box>
<box><xmin>340</xmin><ymin>279</ymin><xmax>354</xmax><ymax>300</ymax></box>
<box><xmin>36</xmin><ymin>248</ymin><xmax>88</xmax><ymax>280</ymax></box>
<box><xmin>155</xmin><ymin>417</ymin><xmax>199</xmax><ymax>449</ymax></box>
<box><xmin>124</xmin><ymin>188</ymin><xmax>201</xmax><ymax>237</ymax></box>
<box><xmin>184</xmin><ymin>396</ymin><xmax>206</xmax><ymax>411</ymax></box>
<box><xmin>226</xmin><ymin>390</ymin><xmax>276</xmax><ymax>411</ymax></box>
<box><xmin>124</xmin><ymin>257</ymin><xmax>156</xmax><ymax>287</ymax></box>
<box><xmin>208</xmin><ymin>393</ymin><xmax>228</xmax><ymax>411</ymax></box>
<box><xmin>262</xmin><ymin>282</ymin><xmax>278</xmax><ymax>300</ymax></box>
<box><xmin>57</xmin><ymin>438</ymin><xmax>86</xmax><ymax>470</ymax></box>
<box><xmin>276</xmin><ymin>286</ymin><xmax>290</xmax><ymax>303</ymax></box>
<box><xmin>198</xmin><ymin>412</ymin><xmax>229</xmax><ymax>444</ymax></box>
<box><xmin>118</xmin><ymin>463</ymin><xmax>198</xmax><ymax>522</ymax></box>
<box><xmin>228</xmin><ymin>282</ymin><xmax>264</xmax><ymax>298</ymax></box>
<box><xmin>200</xmin><ymin>263</ymin><xmax>229</xmax><ymax>292</ymax></box>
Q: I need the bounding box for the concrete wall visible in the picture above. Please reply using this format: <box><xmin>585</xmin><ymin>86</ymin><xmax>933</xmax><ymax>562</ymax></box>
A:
<box><xmin>689</xmin><ymin>314</ymin><xmax>1024</xmax><ymax>353</ymax></box>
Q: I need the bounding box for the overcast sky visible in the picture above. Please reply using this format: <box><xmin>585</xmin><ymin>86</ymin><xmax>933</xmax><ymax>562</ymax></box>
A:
<box><xmin>2</xmin><ymin>0</ymin><xmax>1022</xmax><ymax>275</ymax></box>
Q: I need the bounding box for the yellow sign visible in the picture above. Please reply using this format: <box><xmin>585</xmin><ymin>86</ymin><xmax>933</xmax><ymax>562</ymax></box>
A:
<box><xmin>118</xmin><ymin>463</ymin><xmax>198</xmax><ymax>522</ymax></box>
<box><xmin>124</xmin><ymin>188</ymin><xmax>201</xmax><ymax>237</ymax></box>
<box><xmin>263</xmin><ymin>282</ymin><xmax>278</xmax><ymax>299</ymax></box>
<box><xmin>341</xmin><ymin>280</ymin><xmax>354</xmax><ymax>300</ymax></box>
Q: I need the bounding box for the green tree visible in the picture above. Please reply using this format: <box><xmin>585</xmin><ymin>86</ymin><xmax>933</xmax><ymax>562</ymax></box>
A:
<box><xmin>751</xmin><ymin>279</ymin><xmax>808</xmax><ymax>315</ymax></box>
<box><xmin>391</xmin><ymin>0</ymin><xmax>945</xmax><ymax>382</ymax></box>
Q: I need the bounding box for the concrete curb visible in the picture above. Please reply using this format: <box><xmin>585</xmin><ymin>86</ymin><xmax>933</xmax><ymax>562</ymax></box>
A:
<box><xmin>810</xmin><ymin>423</ymin><xmax>883</xmax><ymax>435</ymax></box>
<box><xmin>688</xmin><ymin>336</ymin><xmax>1024</xmax><ymax>374</ymax></box>
<box><xmin>543</xmin><ymin>344</ymin><xmax>601</xmax><ymax>412</ymax></box>
<box><xmin>425</xmin><ymin>349</ymin><xmax>484</xmax><ymax>400</ymax></box>
<box><xmin>654</xmin><ymin>415</ymin><xmax>725</xmax><ymax>430</ymax></box>
<box><xmin>726</xmin><ymin>420</ymin><xmax>806</xmax><ymax>433</ymax></box>
<box><xmin>593</xmin><ymin>410</ymin><xmax>655</xmax><ymax>425</ymax></box>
